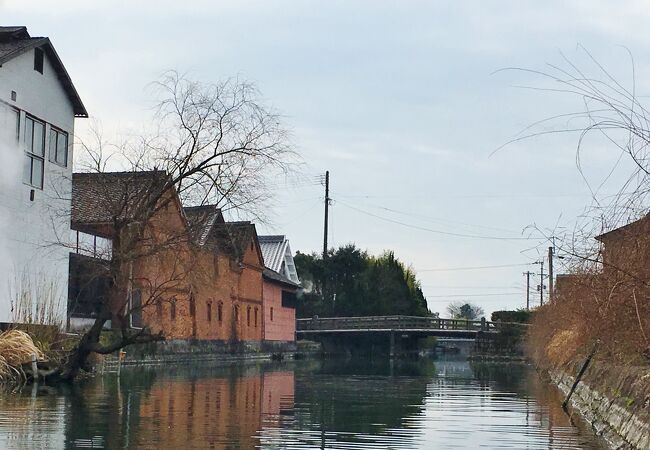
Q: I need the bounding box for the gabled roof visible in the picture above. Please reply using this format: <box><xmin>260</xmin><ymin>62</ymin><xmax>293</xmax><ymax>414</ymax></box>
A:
<box><xmin>72</xmin><ymin>171</ymin><xmax>170</xmax><ymax>234</ymax></box>
<box><xmin>184</xmin><ymin>205</ymin><xmax>224</xmax><ymax>246</ymax></box>
<box><xmin>262</xmin><ymin>268</ymin><xmax>301</xmax><ymax>289</ymax></box>
<box><xmin>258</xmin><ymin>235</ymin><xmax>288</xmax><ymax>272</ymax></box>
<box><xmin>0</xmin><ymin>26</ymin><xmax>87</xmax><ymax>117</ymax></box>
<box><xmin>212</xmin><ymin>221</ymin><xmax>264</xmax><ymax>264</ymax></box>
<box><xmin>258</xmin><ymin>234</ymin><xmax>300</xmax><ymax>283</ymax></box>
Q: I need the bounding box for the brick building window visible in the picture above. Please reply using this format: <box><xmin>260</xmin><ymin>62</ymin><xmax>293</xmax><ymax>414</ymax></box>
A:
<box><xmin>247</xmin><ymin>306</ymin><xmax>251</xmax><ymax>327</ymax></box>
<box><xmin>217</xmin><ymin>302</ymin><xmax>223</xmax><ymax>323</ymax></box>
<box><xmin>234</xmin><ymin>305</ymin><xmax>240</xmax><ymax>323</ymax></box>
<box><xmin>270</xmin><ymin>307</ymin><xmax>274</xmax><ymax>322</ymax></box>
<box><xmin>170</xmin><ymin>299</ymin><xmax>176</xmax><ymax>320</ymax></box>
<box><xmin>254</xmin><ymin>307</ymin><xmax>258</xmax><ymax>327</ymax></box>
<box><xmin>207</xmin><ymin>301</ymin><xmax>212</xmax><ymax>322</ymax></box>
<box><xmin>189</xmin><ymin>294</ymin><xmax>196</xmax><ymax>317</ymax></box>
<box><xmin>156</xmin><ymin>299</ymin><xmax>163</xmax><ymax>319</ymax></box>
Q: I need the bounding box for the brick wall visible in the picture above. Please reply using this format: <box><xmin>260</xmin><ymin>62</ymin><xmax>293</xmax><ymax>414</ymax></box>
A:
<box><xmin>115</xmin><ymin>195</ymin><xmax>265</xmax><ymax>344</ymax></box>
<box><xmin>262</xmin><ymin>280</ymin><xmax>296</xmax><ymax>342</ymax></box>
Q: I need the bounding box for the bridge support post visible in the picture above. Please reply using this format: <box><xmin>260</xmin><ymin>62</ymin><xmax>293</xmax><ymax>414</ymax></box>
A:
<box><xmin>389</xmin><ymin>330</ymin><xmax>395</xmax><ymax>359</ymax></box>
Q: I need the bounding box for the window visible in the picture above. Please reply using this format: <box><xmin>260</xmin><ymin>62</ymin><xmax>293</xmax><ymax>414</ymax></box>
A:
<box><xmin>247</xmin><ymin>306</ymin><xmax>251</xmax><ymax>327</ymax></box>
<box><xmin>207</xmin><ymin>301</ymin><xmax>212</xmax><ymax>322</ymax></box>
<box><xmin>189</xmin><ymin>294</ymin><xmax>196</xmax><ymax>317</ymax></box>
<box><xmin>254</xmin><ymin>308</ymin><xmax>258</xmax><ymax>328</ymax></box>
<box><xmin>282</xmin><ymin>291</ymin><xmax>297</xmax><ymax>309</ymax></box>
<box><xmin>270</xmin><ymin>307</ymin><xmax>274</xmax><ymax>322</ymax></box>
<box><xmin>130</xmin><ymin>289</ymin><xmax>142</xmax><ymax>328</ymax></box>
<box><xmin>170</xmin><ymin>299</ymin><xmax>176</xmax><ymax>320</ymax></box>
<box><xmin>49</xmin><ymin>127</ymin><xmax>68</xmax><ymax>167</ymax></box>
<box><xmin>23</xmin><ymin>115</ymin><xmax>45</xmax><ymax>189</ymax></box>
<box><xmin>34</xmin><ymin>48</ymin><xmax>44</xmax><ymax>74</ymax></box>
<box><xmin>217</xmin><ymin>302</ymin><xmax>223</xmax><ymax>323</ymax></box>
<box><xmin>234</xmin><ymin>305</ymin><xmax>240</xmax><ymax>322</ymax></box>
<box><xmin>156</xmin><ymin>299</ymin><xmax>163</xmax><ymax>319</ymax></box>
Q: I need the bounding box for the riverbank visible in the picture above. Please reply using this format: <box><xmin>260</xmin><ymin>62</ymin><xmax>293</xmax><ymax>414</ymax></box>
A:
<box><xmin>548</xmin><ymin>363</ymin><xmax>649</xmax><ymax>449</ymax></box>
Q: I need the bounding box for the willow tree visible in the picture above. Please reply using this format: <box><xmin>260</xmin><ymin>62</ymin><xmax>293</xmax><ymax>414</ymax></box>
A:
<box><xmin>46</xmin><ymin>72</ymin><xmax>293</xmax><ymax>381</ymax></box>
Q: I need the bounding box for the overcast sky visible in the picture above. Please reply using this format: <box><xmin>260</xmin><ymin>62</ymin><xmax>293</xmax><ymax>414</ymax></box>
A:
<box><xmin>5</xmin><ymin>0</ymin><xmax>650</xmax><ymax>316</ymax></box>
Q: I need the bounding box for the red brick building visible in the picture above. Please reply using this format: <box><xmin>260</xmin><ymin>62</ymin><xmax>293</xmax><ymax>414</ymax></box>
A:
<box><xmin>69</xmin><ymin>172</ymin><xmax>268</xmax><ymax>347</ymax></box>
<box><xmin>262</xmin><ymin>268</ymin><xmax>300</xmax><ymax>344</ymax></box>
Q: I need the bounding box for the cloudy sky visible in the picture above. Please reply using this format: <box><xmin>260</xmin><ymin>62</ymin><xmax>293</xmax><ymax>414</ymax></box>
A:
<box><xmin>5</xmin><ymin>1</ymin><xmax>650</xmax><ymax>316</ymax></box>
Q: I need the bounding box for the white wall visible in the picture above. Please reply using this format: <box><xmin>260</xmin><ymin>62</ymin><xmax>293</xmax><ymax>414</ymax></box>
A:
<box><xmin>0</xmin><ymin>48</ymin><xmax>77</xmax><ymax>326</ymax></box>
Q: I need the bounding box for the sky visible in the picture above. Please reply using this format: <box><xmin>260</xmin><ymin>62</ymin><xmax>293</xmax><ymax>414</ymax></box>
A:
<box><xmin>5</xmin><ymin>0</ymin><xmax>650</xmax><ymax>317</ymax></box>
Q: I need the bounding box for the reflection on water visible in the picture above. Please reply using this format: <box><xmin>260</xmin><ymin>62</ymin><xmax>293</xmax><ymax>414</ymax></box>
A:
<box><xmin>0</xmin><ymin>357</ymin><xmax>603</xmax><ymax>449</ymax></box>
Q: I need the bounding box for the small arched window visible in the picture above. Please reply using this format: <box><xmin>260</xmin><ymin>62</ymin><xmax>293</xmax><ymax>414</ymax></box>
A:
<box><xmin>234</xmin><ymin>305</ymin><xmax>240</xmax><ymax>322</ymax></box>
<box><xmin>217</xmin><ymin>302</ymin><xmax>223</xmax><ymax>323</ymax></box>
<box><xmin>207</xmin><ymin>301</ymin><xmax>212</xmax><ymax>322</ymax></box>
<box><xmin>270</xmin><ymin>307</ymin><xmax>274</xmax><ymax>322</ymax></box>
<box><xmin>254</xmin><ymin>307</ymin><xmax>258</xmax><ymax>328</ymax></box>
<box><xmin>247</xmin><ymin>306</ymin><xmax>251</xmax><ymax>327</ymax></box>
<box><xmin>170</xmin><ymin>299</ymin><xmax>176</xmax><ymax>320</ymax></box>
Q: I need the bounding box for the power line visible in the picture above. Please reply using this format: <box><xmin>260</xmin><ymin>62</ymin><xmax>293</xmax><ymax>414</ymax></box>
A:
<box><xmin>418</xmin><ymin>263</ymin><xmax>534</xmax><ymax>272</ymax></box>
<box><xmin>335</xmin><ymin>197</ymin><xmax>522</xmax><ymax>235</ymax></box>
<box><xmin>423</xmin><ymin>292</ymin><xmax>523</xmax><ymax>298</ymax></box>
<box><xmin>337</xmin><ymin>200</ymin><xmax>539</xmax><ymax>241</ymax></box>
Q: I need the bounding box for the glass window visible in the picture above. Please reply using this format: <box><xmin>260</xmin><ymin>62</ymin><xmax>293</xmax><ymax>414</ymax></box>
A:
<box><xmin>25</xmin><ymin>116</ymin><xmax>33</xmax><ymax>151</ymax></box>
<box><xmin>23</xmin><ymin>115</ymin><xmax>46</xmax><ymax>189</ymax></box>
<box><xmin>32</xmin><ymin>120</ymin><xmax>44</xmax><ymax>156</ymax></box>
<box><xmin>50</xmin><ymin>127</ymin><xmax>68</xmax><ymax>166</ymax></box>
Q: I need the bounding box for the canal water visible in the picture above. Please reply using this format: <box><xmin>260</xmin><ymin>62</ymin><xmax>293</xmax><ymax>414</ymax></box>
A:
<box><xmin>0</xmin><ymin>357</ymin><xmax>603</xmax><ymax>449</ymax></box>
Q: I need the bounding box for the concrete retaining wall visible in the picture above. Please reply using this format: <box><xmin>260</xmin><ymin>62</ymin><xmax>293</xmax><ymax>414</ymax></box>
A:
<box><xmin>551</xmin><ymin>370</ymin><xmax>650</xmax><ymax>449</ymax></box>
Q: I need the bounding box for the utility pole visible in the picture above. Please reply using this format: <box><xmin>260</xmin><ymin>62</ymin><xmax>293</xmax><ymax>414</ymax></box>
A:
<box><xmin>323</xmin><ymin>171</ymin><xmax>330</xmax><ymax>259</ymax></box>
<box><xmin>539</xmin><ymin>259</ymin><xmax>544</xmax><ymax>306</ymax></box>
<box><xmin>524</xmin><ymin>271</ymin><xmax>532</xmax><ymax>310</ymax></box>
<box><xmin>548</xmin><ymin>246</ymin><xmax>554</xmax><ymax>301</ymax></box>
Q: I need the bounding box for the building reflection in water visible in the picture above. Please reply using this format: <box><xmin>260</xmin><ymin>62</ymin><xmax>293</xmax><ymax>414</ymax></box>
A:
<box><xmin>0</xmin><ymin>359</ymin><xmax>604</xmax><ymax>450</ymax></box>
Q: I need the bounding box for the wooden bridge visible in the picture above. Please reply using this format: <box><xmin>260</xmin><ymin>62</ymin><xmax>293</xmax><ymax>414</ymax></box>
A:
<box><xmin>296</xmin><ymin>315</ymin><xmax>525</xmax><ymax>356</ymax></box>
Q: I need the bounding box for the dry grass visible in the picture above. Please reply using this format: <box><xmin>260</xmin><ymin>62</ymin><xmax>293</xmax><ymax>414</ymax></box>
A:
<box><xmin>0</xmin><ymin>330</ymin><xmax>45</xmax><ymax>383</ymax></box>
<box><xmin>527</xmin><ymin>267</ymin><xmax>650</xmax><ymax>368</ymax></box>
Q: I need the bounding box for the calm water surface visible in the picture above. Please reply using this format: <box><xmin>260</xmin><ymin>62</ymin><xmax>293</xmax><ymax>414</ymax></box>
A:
<box><xmin>0</xmin><ymin>357</ymin><xmax>603</xmax><ymax>449</ymax></box>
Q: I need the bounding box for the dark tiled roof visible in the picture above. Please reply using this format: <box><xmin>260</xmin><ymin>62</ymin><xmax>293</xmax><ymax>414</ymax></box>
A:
<box><xmin>0</xmin><ymin>26</ymin><xmax>87</xmax><ymax>117</ymax></box>
<box><xmin>263</xmin><ymin>268</ymin><xmax>301</xmax><ymax>289</ymax></box>
<box><xmin>72</xmin><ymin>171</ymin><xmax>170</xmax><ymax>231</ymax></box>
<box><xmin>184</xmin><ymin>205</ymin><xmax>223</xmax><ymax>246</ymax></box>
<box><xmin>211</xmin><ymin>221</ymin><xmax>257</xmax><ymax>261</ymax></box>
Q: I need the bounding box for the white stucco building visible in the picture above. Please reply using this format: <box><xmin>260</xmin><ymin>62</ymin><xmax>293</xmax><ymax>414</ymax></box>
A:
<box><xmin>0</xmin><ymin>26</ymin><xmax>87</xmax><ymax>326</ymax></box>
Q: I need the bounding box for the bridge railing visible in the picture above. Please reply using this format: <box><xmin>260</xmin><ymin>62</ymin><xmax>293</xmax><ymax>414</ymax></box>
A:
<box><xmin>296</xmin><ymin>315</ymin><xmax>511</xmax><ymax>332</ymax></box>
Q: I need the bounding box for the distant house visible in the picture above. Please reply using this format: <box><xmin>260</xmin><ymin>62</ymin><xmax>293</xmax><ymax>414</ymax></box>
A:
<box><xmin>595</xmin><ymin>214</ymin><xmax>650</xmax><ymax>280</ymax></box>
<box><xmin>555</xmin><ymin>214</ymin><xmax>650</xmax><ymax>301</ymax></box>
<box><xmin>69</xmin><ymin>171</ymin><xmax>266</xmax><ymax>347</ymax></box>
<box><xmin>0</xmin><ymin>26</ymin><xmax>87</xmax><ymax>326</ymax></box>
<box><xmin>258</xmin><ymin>235</ymin><xmax>300</xmax><ymax>284</ymax></box>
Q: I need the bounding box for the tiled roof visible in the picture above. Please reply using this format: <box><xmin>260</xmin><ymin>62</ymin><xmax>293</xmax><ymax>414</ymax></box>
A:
<box><xmin>184</xmin><ymin>205</ymin><xmax>223</xmax><ymax>246</ymax></box>
<box><xmin>258</xmin><ymin>235</ymin><xmax>287</xmax><ymax>272</ymax></box>
<box><xmin>0</xmin><ymin>26</ymin><xmax>87</xmax><ymax>117</ymax></box>
<box><xmin>263</xmin><ymin>268</ymin><xmax>300</xmax><ymax>289</ymax></box>
<box><xmin>71</xmin><ymin>171</ymin><xmax>170</xmax><ymax>231</ymax></box>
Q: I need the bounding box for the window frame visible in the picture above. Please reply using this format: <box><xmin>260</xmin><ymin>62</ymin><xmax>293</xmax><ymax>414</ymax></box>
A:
<box><xmin>49</xmin><ymin>125</ymin><xmax>69</xmax><ymax>167</ymax></box>
<box><xmin>23</xmin><ymin>114</ymin><xmax>45</xmax><ymax>189</ymax></box>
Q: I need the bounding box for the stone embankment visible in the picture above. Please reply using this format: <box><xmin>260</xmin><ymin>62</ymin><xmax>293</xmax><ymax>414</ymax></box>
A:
<box><xmin>549</xmin><ymin>363</ymin><xmax>649</xmax><ymax>449</ymax></box>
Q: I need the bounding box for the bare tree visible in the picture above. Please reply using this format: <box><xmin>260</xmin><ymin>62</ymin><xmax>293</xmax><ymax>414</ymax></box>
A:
<box><xmin>45</xmin><ymin>72</ymin><xmax>293</xmax><ymax>382</ymax></box>
<box><xmin>499</xmin><ymin>48</ymin><xmax>650</xmax><ymax>364</ymax></box>
<box><xmin>447</xmin><ymin>301</ymin><xmax>484</xmax><ymax>320</ymax></box>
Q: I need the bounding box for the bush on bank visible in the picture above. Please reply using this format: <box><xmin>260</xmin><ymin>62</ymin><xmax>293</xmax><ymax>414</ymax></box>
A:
<box><xmin>526</xmin><ymin>271</ymin><xmax>650</xmax><ymax>369</ymax></box>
